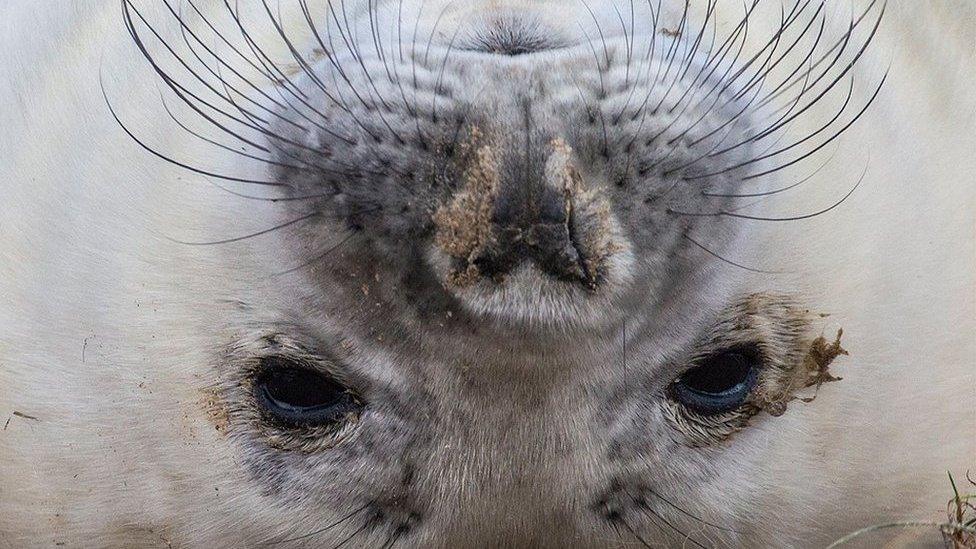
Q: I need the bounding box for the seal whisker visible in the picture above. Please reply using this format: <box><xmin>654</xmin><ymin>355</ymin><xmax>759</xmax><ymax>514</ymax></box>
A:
<box><xmin>269</xmin><ymin>230</ymin><xmax>360</xmax><ymax>278</ymax></box>
<box><xmin>670</xmin><ymin>161</ymin><xmax>867</xmax><ymax>222</ymax></box>
<box><xmin>674</xmin><ymin>0</ymin><xmax>717</xmax><ymax>85</ymax></box>
<box><xmin>687</xmin><ymin>0</ymin><xmax>797</xmax><ymax>124</ymax></box>
<box><xmin>300</xmin><ymin>0</ymin><xmax>401</xmax><ymax>144</ymax></box>
<box><xmin>646</xmin><ymin>0</ymin><xmax>691</xmax><ymax>113</ymax></box>
<box><xmin>166</xmin><ymin>211</ymin><xmax>319</xmax><ymax>246</ymax></box>
<box><xmin>720</xmin><ymin>1</ymin><xmax>801</xmax><ymax>104</ymax></box>
<box><xmin>122</xmin><ymin>0</ymin><xmax>358</xmax><ymax>170</ymax></box>
<box><xmin>756</xmin><ymin>0</ymin><xmax>880</xmax><ymax>109</ymax></box>
<box><xmin>656</xmin><ymin>92</ymin><xmax>759</xmax><ymax>176</ymax></box>
<box><xmin>166</xmin><ymin>0</ymin><xmax>303</xmax><ymax>130</ymax></box>
<box><xmin>123</xmin><ymin>1</ymin><xmax>278</xmax><ymax>147</ymax></box>
<box><xmin>180</xmin><ymin>0</ymin><xmax>287</xmax><ymax>90</ymax></box>
<box><xmin>699</xmin><ymin>45</ymin><xmax>819</xmax><ymax>156</ymax></box>
<box><xmin>725</xmin><ymin>0</ymin><xmax>886</xmax><ymax>154</ymax></box>
<box><xmin>701</xmin><ymin>144</ymin><xmax>835</xmax><ymax>198</ymax></box>
<box><xmin>730</xmin><ymin>2</ymin><xmax>824</xmax><ymax>105</ymax></box>
<box><xmin>620</xmin><ymin>515</ymin><xmax>658</xmax><ymax>549</ymax></box>
<box><xmin>266</xmin><ymin>503</ymin><xmax>370</xmax><ymax>546</ymax></box>
<box><xmin>634</xmin><ymin>502</ymin><xmax>711</xmax><ymax>549</ymax></box>
<box><xmin>158</xmin><ymin>92</ymin><xmax>323</xmax><ymax>176</ymax></box>
<box><xmin>430</xmin><ymin>22</ymin><xmax>463</xmax><ymax>125</ymax></box>
<box><xmin>203</xmin><ymin>178</ymin><xmax>336</xmax><ymax>203</ymax></box>
<box><xmin>683</xmin><ymin>234</ymin><xmax>779</xmax><ymax>274</ymax></box>
<box><xmin>579</xmin><ymin>0</ymin><xmax>612</xmax><ymax>69</ymax></box>
<box><xmin>223</xmin><ymin>0</ymin><xmax>309</xmax><ymax>100</ymax></box>
<box><xmin>611</xmin><ymin>1</ymin><xmax>660</xmax><ymax>128</ymax></box>
<box><xmin>621</xmin><ymin>0</ymin><xmax>745</xmax><ymax>159</ymax></box>
<box><xmin>330</xmin><ymin>514</ymin><xmax>376</xmax><ymax>549</ymax></box>
<box><xmin>259</xmin><ymin>0</ymin><xmax>387</xmax><ymax>144</ymax></box>
<box><xmin>366</xmin><ymin>0</ymin><xmax>393</xmax><ymax>83</ymax></box>
<box><xmin>102</xmin><ymin>79</ymin><xmax>286</xmax><ymax>187</ymax></box>
<box><xmin>653</xmin><ymin>0</ymin><xmax>690</xmax><ymax>89</ymax></box>
<box><xmin>216</xmin><ymin>0</ymin><xmax>353</xmax><ymax>138</ymax></box>
<box><xmin>320</xmin><ymin>0</ymin><xmax>408</xmax><ymax>145</ymax></box>
<box><xmin>609</xmin><ymin>1</ymin><xmax>634</xmax><ymax>84</ymax></box>
<box><xmin>737</xmin><ymin>71</ymin><xmax>885</xmax><ymax>181</ymax></box>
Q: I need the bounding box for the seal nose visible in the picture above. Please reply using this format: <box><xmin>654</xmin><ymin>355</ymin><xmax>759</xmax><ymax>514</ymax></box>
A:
<box><xmin>433</xmin><ymin>138</ymin><xmax>619</xmax><ymax>290</ymax></box>
<box><xmin>484</xmin><ymin>184</ymin><xmax>591</xmax><ymax>286</ymax></box>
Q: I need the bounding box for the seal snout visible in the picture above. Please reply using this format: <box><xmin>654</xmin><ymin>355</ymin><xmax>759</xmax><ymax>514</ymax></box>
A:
<box><xmin>433</xmin><ymin>138</ymin><xmax>625</xmax><ymax>292</ymax></box>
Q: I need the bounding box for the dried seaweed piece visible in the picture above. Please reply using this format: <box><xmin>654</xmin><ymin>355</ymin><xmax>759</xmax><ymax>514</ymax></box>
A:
<box><xmin>798</xmin><ymin>328</ymin><xmax>848</xmax><ymax>402</ymax></box>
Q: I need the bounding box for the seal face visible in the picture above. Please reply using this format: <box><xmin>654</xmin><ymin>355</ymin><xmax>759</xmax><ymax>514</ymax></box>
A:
<box><xmin>101</xmin><ymin>1</ymin><xmax>887</xmax><ymax>544</ymax></box>
<box><xmin>14</xmin><ymin>1</ymin><xmax>973</xmax><ymax>548</ymax></box>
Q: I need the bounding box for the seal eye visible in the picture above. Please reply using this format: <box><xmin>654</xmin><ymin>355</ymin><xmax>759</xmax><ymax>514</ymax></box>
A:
<box><xmin>671</xmin><ymin>349</ymin><xmax>759</xmax><ymax>415</ymax></box>
<box><xmin>255</xmin><ymin>357</ymin><xmax>362</xmax><ymax>427</ymax></box>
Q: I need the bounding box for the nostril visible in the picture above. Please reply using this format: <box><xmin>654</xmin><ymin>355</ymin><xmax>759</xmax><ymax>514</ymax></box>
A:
<box><xmin>537</xmin><ymin>189</ymin><xmax>568</xmax><ymax>224</ymax></box>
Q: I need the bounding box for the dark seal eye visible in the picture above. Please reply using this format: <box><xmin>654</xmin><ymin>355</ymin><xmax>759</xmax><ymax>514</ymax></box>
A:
<box><xmin>255</xmin><ymin>357</ymin><xmax>362</xmax><ymax>427</ymax></box>
<box><xmin>671</xmin><ymin>349</ymin><xmax>760</xmax><ymax>415</ymax></box>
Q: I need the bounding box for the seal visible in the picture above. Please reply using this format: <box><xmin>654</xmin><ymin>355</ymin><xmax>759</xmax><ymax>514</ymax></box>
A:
<box><xmin>1</xmin><ymin>1</ymin><xmax>973</xmax><ymax>547</ymax></box>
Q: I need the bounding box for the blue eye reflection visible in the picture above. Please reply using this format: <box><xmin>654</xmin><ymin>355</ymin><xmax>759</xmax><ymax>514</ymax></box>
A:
<box><xmin>671</xmin><ymin>350</ymin><xmax>759</xmax><ymax>415</ymax></box>
<box><xmin>255</xmin><ymin>357</ymin><xmax>362</xmax><ymax>427</ymax></box>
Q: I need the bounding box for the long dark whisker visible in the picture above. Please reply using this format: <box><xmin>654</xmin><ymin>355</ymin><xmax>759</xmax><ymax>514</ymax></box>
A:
<box><xmin>331</xmin><ymin>517</ymin><xmax>374</xmax><ymax>549</ymax></box>
<box><xmin>166</xmin><ymin>0</ymin><xmax>303</xmax><ymax>130</ymax></box>
<box><xmin>623</xmin><ymin>0</ymin><xmax>755</xmax><ymax>158</ymax></box>
<box><xmin>203</xmin><ymin>178</ymin><xmax>336</xmax><ymax>203</ymax></box>
<box><xmin>101</xmin><ymin>77</ymin><xmax>285</xmax><ymax>187</ymax></box>
<box><xmin>611</xmin><ymin>0</ymin><xmax>669</xmax><ymax>126</ymax></box>
<box><xmin>123</xmin><ymin>0</ymin><xmax>277</xmax><ymax>149</ymax></box>
<box><xmin>166</xmin><ymin>212</ymin><xmax>319</xmax><ymax>246</ymax></box>
<box><xmin>683</xmin><ymin>235</ymin><xmax>779</xmax><ymax>274</ymax></box>
<box><xmin>670</xmin><ymin>162</ymin><xmax>867</xmax><ymax>221</ymax></box>
<box><xmin>720</xmin><ymin>0</ymin><xmax>805</xmax><ymax>104</ymax></box>
<box><xmin>736</xmin><ymin>71</ymin><xmax>885</xmax><ymax>182</ymax></box>
<box><xmin>257</xmin><ymin>0</ymin><xmax>385</xmax><ymax>144</ymax></box>
<box><xmin>121</xmin><ymin>0</ymin><xmax>357</xmax><ymax>172</ymax></box>
<box><xmin>646</xmin><ymin>0</ymin><xmax>693</xmax><ymax>114</ymax></box>
<box><xmin>653</xmin><ymin>0</ymin><xmax>690</xmax><ymax>88</ymax></box>
<box><xmin>181</xmin><ymin>0</ymin><xmax>285</xmax><ymax>89</ymax></box>
<box><xmin>222</xmin><ymin>0</ymin><xmax>308</xmax><ymax>100</ymax></box>
<box><xmin>158</xmin><ymin>93</ymin><xmax>318</xmax><ymax>175</ymax></box>
<box><xmin>619</xmin><ymin>516</ymin><xmax>658</xmax><ymax>549</ymax></box>
<box><xmin>266</xmin><ymin>503</ymin><xmax>370</xmax><ymax>546</ymax></box>
<box><xmin>756</xmin><ymin>0</ymin><xmax>880</xmax><ymax>109</ymax></box>
<box><xmin>430</xmin><ymin>23</ymin><xmax>463</xmax><ymax>125</ymax></box>
<box><xmin>575</xmin><ymin>24</ymin><xmax>612</xmax><ymax>157</ymax></box>
<box><xmin>705</xmin><ymin>0</ymin><xmax>887</xmax><ymax>168</ymax></box>
<box><xmin>579</xmin><ymin>0</ymin><xmax>612</xmax><ymax>67</ymax></box>
<box><xmin>635</xmin><ymin>503</ymin><xmax>710</xmax><ymax>549</ymax></box>
<box><xmin>270</xmin><ymin>230</ymin><xmax>361</xmax><ymax>278</ymax></box>
<box><xmin>299</xmin><ymin>0</ymin><xmax>415</xmax><ymax>151</ymax></box>
<box><xmin>701</xmin><ymin>146</ymin><xmax>834</xmax><ymax>198</ymax></box>
<box><xmin>644</xmin><ymin>490</ymin><xmax>741</xmax><ymax>534</ymax></box>
<box><xmin>316</xmin><ymin>0</ymin><xmax>407</xmax><ymax>145</ymax></box>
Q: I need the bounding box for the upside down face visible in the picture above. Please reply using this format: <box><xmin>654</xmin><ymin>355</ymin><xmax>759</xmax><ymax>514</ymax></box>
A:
<box><xmin>2</xmin><ymin>0</ymin><xmax>974</xmax><ymax>547</ymax></box>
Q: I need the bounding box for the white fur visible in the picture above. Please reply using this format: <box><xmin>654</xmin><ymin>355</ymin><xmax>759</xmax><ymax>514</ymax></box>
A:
<box><xmin>1</xmin><ymin>1</ymin><xmax>973</xmax><ymax>547</ymax></box>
